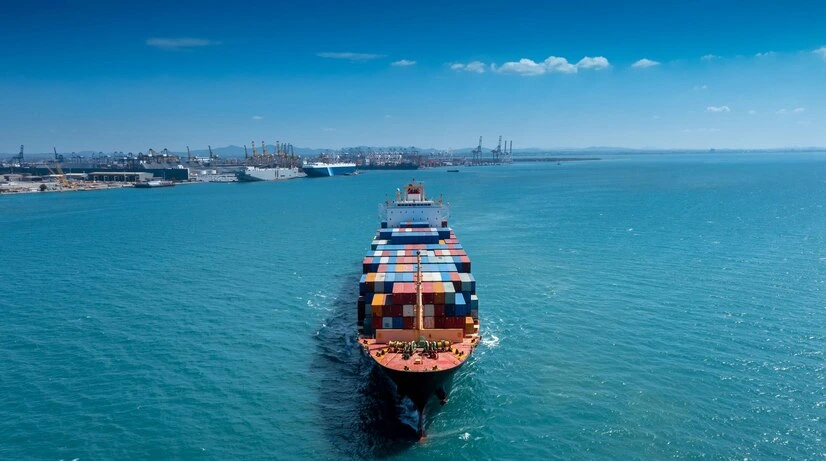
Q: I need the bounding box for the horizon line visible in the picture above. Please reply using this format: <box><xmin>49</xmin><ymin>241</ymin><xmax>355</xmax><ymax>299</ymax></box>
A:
<box><xmin>4</xmin><ymin>145</ymin><xmax>826</xmax><ymax>157</ymax></box>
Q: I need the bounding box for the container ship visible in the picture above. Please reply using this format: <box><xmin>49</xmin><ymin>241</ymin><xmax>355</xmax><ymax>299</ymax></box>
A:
<box><xmin>357</xmin><ymin>181</ymin><xmax>480</xmax><ymax>436</ymax></box>
<box><xmin>302</xmin><ymin>162</ymin><xmax>357</xmax><ymax>177</ymax></box>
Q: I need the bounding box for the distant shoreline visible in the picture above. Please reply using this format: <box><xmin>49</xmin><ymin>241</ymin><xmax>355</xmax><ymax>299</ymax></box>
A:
<box><xmin>3</xmin><ymin>148</ymin><xmax>826</xmax><ymax>161</ymax></box>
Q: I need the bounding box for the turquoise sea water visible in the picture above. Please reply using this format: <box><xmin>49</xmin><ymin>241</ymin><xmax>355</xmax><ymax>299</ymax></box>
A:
<box><xmin>1</xmin><ymin>153</ymin><xmax>824</xmax><ymax>460</ymax></box>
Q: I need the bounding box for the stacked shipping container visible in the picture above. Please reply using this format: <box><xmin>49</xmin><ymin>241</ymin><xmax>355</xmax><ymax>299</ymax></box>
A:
<box><xmin>357</xmin><ymin>221</ymin><xmax>479</xmax><ymax>338</ymax></box>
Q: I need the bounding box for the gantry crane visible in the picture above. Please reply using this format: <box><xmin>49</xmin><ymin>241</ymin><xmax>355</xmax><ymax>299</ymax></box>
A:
<box><xmin>471</xmin><ymin>136</ymin><xmax>482</xmax><ymax>165</ymax></box>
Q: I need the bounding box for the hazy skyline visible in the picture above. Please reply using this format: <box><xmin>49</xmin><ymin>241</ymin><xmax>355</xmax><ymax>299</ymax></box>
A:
<box><xmin>2</xmin><ymin>0</ymin><xmax>825</xmax><ymax>153</ymax></box>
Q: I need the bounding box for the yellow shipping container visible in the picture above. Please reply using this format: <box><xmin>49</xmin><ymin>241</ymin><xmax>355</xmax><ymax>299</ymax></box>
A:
<box><xmin>464</xmin><ymin>316</ymin><xmax>475</xmax><ymax>335</ymax></box>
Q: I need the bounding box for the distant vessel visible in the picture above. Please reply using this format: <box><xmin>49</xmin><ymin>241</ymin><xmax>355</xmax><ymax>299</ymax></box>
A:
<box><xmin>134</xmin><ymin>180</ymin><xmax>174</xmax><ymax>188</ymax></box>
<box><xmin>447</xmin><ymin>169</ymin><xmax>460</xmax><ymax>173</ymax></box>
<box><xmin>302</xmin><ymin>162</ymin><xmax>357</xmax><ymax>177</ymax></box>
<box><xmin>358</xmin><ymin>180</ymin><xmax>479</xmax><ymax>437</ymax></box>
<box><xmin>235</xmin><ymin>166</ymin><xmax>304</xmax><ymax>182</ymax></box>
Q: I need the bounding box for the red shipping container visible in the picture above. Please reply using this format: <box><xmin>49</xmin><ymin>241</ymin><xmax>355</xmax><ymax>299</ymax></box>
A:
<box><xmin>435</xmin><ymin>317</ymin><xmax>445</xmax><ymax>328</ymax></box>
<box><xmin>394</xmin><ymin>293</ymin><xmax>413</xmax><ymax>305</ymax></box>
<box><xmin>372</xmin><ymin>317</ymin><xmax>382</xmax><ymax>329</ymax></box>
<box><xmin>434</xmin><ymin>305</ymin><xmax>445</xmax><ymax>317</ymax></box>
<box><xmin>403</xmin><ymin>317</ymin><xmax>414</xmax><ymax>329</ymax></box>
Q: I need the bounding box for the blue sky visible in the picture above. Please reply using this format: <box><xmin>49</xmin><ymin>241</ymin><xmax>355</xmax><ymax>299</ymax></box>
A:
<box><xmin>1</xmin><ymin>0</ymin><xmax>825</xmax><ymax>153</ymax></box>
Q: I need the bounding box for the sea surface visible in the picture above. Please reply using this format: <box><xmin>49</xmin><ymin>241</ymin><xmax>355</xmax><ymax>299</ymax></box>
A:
<box><xmin>1</xmin><ymin>153</ymin><xmax>824</xmax><ymax>460</ymax></box>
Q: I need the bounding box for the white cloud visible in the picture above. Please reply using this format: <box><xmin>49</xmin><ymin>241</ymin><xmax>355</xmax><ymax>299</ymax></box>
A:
<box><xmin>815</xmin><ymin>47</ymin><xmax>826</xmax><ymax>60</ymax></box>
<box><xmin>793</xmin><ymin>107</ymin><xmax>806</xmax><ymax>113</ymax></box>
<box><xmin>543</xmin><ymin>57</ymin><xmax>578</xmax><ymax>73</ymax></box>
<box><xmin>748</xmin><ymin>110</ymin><xmax>757</xmax><ymax>115</ymax></box>
<box><xmin>146</xmin><ymin>38</ymin><xmax>221</xmax><ymax>50</ymax></box>
<box><xmin>693</xmin><ymin>85</ymin><xmax>708</xmax><ymax>91</ymax></box>
<box><xmin>576</xmin><ymin>56</ymin><xmax>610</xmax><ymax>70</ymax></box>
<box><xmin>491</xmin><ymin>55</ymin><xmax>610</xmax><ymax>76</ymax></box>
<box><xmin>707</xmin><ymin>106</ymin><xmax>731</xmax><ymax>113</ymax></box>
<box><xmin>384</xmin><ymin>114</ymin><xmax>392</xmax><ymax>119</ymax></box>
<box><xmin>776</xmin><ymin>107</ymin><xmax>806</xmax><ymax>115</ymax></box>
<box><xmin>701</xmin><ymin>54</ymin><xmax>720</xmax><ymax>61</ymax></box>
<box><xmin>496</xmin><ymin>58</ymin><xmax>555</xmax><ymax>76</ymax></box>
<box><xmin>631</xmin><ymin>58</ymin><xmax>660</xmax><ymax>68</ymax></box>
<box><xmin>755</xmin><ymin>51</ymin><xmax>776</xmax><ymax>57</ymax></box>
<box><xmin>391</xmin><ymin>59</ymin><xmax>416</xmax><ymax>67</ymax></box>
<box><xmin>323</xmin><ymin>127</ymin><xmax>337</xmax><ymax>132</ymax></box>
<box><xmin>450</xmin><ymin>61</ymin><xmax>486</xmax><ymax>73</ymax></box>
<box><xmin>316</xmin><ymin>52</ymin><xmax>385</xmax><ymax>60</ymax></box>
<box><xmin>251</xmin><ymin>115</ymin><xmax>263</xmax><ymax>120</ymax></box>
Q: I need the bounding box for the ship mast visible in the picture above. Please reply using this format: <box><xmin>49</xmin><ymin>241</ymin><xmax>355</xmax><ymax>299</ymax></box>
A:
<box><xmin>415</xmin><ymin>250</ymin><xmax>424</xmax><ymax>336</ymax></box>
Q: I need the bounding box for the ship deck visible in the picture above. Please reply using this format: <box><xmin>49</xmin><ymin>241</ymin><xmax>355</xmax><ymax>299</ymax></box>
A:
<box><xmin>361</xmin><ymin>335</ymin><xmax>479</xmax><ymax>373</ymax></box>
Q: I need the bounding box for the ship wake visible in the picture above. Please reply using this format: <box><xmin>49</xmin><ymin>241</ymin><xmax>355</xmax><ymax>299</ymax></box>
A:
<box><xmin>313</xmin><ymin>273</ymin><xmax>419</xmax><ymax>459</ymax></box>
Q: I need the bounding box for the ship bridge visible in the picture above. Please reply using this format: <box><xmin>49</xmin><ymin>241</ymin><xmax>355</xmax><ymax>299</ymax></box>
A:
<box><xmin>380</xmin><ymin>181</ymin><xmax>449</xmax><ymax>228</ymax></box>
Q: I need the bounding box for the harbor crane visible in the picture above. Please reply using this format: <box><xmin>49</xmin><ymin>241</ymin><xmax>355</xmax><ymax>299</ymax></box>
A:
<box><xmin>491</xmin><ymin>135</ymin><xmax>503</xmax><ymax>164</ymax></box>
<box><xmin>250</xmin><ymin>141</ymin><xmax>258</xmax><ymax>164</ymax></box>
<box><xmin>44</xmin><ymin>154</ymin><xmax>71</xmax><ymax>190</ymax></box>
<box><xmin>471</xmin><ymin>136</ymin><xmax>482</xmax><ymax>165</ymax></box>
<box><xmin>53</xmin><ymin>147</ymin><xmax>64</xmax><ymax>163</ymax></box>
